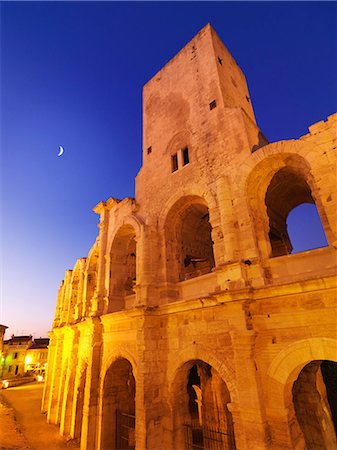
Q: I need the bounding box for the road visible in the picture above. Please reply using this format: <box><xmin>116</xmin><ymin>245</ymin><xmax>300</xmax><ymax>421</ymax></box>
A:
<box><xmin>0</xmin><ymin>383</ymin><xmax>80</xmax><ymax>450</ymax></box>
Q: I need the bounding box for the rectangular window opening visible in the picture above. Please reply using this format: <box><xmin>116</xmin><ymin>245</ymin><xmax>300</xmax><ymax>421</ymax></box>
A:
<box><xmin>171</xmin><ymin>153</ymin><xmax>178</xmax><ymax>172</ymax></box>
<box><xmin>209</xmin><ymin>100</ymin><xmax>217</xmax><ymax>110</ymax></box>
<box><xmin>147</xmin><ymin>146</ymin><xmax>152</xmax><ymax>155</ymax></box>
<box><xmin>182</xmin><ymin>147</ymin><xmax>189</xmax><ymax>166</ymax></box>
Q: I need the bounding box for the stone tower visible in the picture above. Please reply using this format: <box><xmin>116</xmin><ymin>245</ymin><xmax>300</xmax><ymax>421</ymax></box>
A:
<box><xmin>43</xmin><ymin>24</ymin><xmax>337</xmax><ymax>450</ymax></box>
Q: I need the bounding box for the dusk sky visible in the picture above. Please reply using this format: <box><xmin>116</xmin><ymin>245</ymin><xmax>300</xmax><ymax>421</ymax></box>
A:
<box><xmin>1</xmin><ymin>1</ymin><xmax>336</xmax><ymax>338</ymax></box>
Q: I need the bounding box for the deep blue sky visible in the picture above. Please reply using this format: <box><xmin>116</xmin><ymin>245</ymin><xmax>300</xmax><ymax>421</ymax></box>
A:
<box><xmin>1</xmin><ymin>1</ymin><xmax>336</xmax><ymax>338</ymax></box>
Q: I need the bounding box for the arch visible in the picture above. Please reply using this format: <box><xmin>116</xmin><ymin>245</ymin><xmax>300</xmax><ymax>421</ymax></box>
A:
<box><xmin>100</xmin><ymin>346</ymin><xmax>138</xmax><ymax>383</ymax></box>
<box><xmin>107</xmin><ymin>215</ymin><xmax>143</xmax><ymax>256</ymax></box>
<box><xmin>107</xmin><ymin>223</ymin><xmax>138</xmax><ymax>312</ymax></box>
<box><xmin>163</xmin><ymin>194</ymin><xmax>216</xmax><ymax>283</ymax></box>
<box><xmin>265</xmin><ymin>338</ymin><xmax>337</xmax><ymax>449</ymax></box>
<box><xmin>266</xmin><ymin>338</ymin><xmax>337</xmax><ymax>407</ymax></box>
<box><xmin>168</xmin><ymin>343</ymin><xmax>238</xmax><ymax>404</ymax></box>
<box><xmin>158</xmin><ymin>185</ymin><xmax>218</xmax><ymax>230</ymax></box>
<box><xmin>245</xmin><ymin>151</ymin><xmax>330</xmax><ymax>258</ymax></box>
<box><xmin>292</xmin><ymin>360</ymin><xmax>337</xmax><ymax>449</ymax></box>
<box><xmin>169</xmin><ymin>352</ymin><xmax>237</xmax><ymax>450</ymax></box>
<box><xmin>100</xmin><ymin>357</ymin><xmax>136</xmax><ymax>450</ymax></box>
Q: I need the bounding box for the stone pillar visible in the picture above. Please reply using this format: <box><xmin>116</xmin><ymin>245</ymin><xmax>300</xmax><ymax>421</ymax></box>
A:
<box><xmin>91</xmin><ymin>199</ymin><xmax>117</xmax><ymax>316</ymax></box>
<box><xmin>60</xmin><ymin>328</ymin><xmax>79</xmax><ymax>436</ymax></box>
<box><xmin>60</xmin><ymin>271</ymin><xmax>72</xmax><ymax>324</ymax></box>
<box><xmin>47</xmin><ymin>330</ymin><xmax>64</xmax><ymax>424</ymax></box>
<box><xmin>41</xmin><ymin>331</ymin><xmax>55</xmax><ymax>413</ymax></box>
<box><xmin>266</xmin><ymin>406</ymin><xmax>302</xmax><ymax>450</ymax></box>
<box><xmin>74</xmin><ymin>260</ymin><xmax>86</xmax><ymax>321</ymax></box>
<box><xmin>64</xmin><ymin>270</ymin><xmax>74</xmax><ymax>324</ymax></box>
<box><xmin>80</xmin><ymin>318</ymin><xmax>102</xmax><ymax>450</ymax></box>
<box><xmin>138</xmin><ymin>313</ymin><xmax>172</xmax><ymax>450</ymax></box>
<box><xmin>230</xmin><ymin>330</ymin><xmax>270</xmax><ymax>450</ymax></box>
<box><xmin>215</xmin><ymin>176</ymin><xmax>237</xmax><ymax>263</ymax></box>
<box><xmin>134</xmin><ymin>226</ymin><xmax>159</xmax><ymax>307</ymax></box>
<box><xmin>52</xmin><ymin>283</ymin><xmax>64</xmax><ymax>328</ymax></box>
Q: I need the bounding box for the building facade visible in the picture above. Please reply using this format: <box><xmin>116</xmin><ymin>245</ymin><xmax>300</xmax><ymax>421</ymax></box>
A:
<box><xmin>0</xmin><ymin>335</ymin><xmax>49</xmax><ymax>379</ymax></box>
<box><xmin>25</xmin><ymin>338</ymin><xmax>50</xmax><ymax>377</ymax></box>
<box><xmin>42</xmin><ymin>25</ymin><xmax>337</xmax><ymax>450</ymax></box>
<box><xmin>1</xmin><ymin>335</ymin><xmax>33</xmax><ymax>377</ymax></box>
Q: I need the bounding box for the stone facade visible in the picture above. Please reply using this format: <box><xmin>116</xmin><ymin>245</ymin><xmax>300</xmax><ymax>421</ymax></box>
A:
<box><xmin>42</xmin><ymin>24</ymin><xmax>337</xmax><ymax>450</ymax></box>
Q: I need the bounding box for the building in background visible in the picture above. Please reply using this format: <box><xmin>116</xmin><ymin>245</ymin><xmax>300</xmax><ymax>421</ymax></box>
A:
<box><xmin>25</xmin><ymin>338</ymin><xmax>50</xmax><ymax>377</ymax></box>
<box><xmin>1</xmin><ymin>335</ymin><xmax>33</xmax><ymax>377</ymax></box>
<box><xmin>42</xmin><ymin>24</ymin><xmax>337</xmax><ymax>450</ymax></box>
<box><xmin>0</xmin><ymin>335</ymin><xmax>49</xmax><ymax>379</ymax></box>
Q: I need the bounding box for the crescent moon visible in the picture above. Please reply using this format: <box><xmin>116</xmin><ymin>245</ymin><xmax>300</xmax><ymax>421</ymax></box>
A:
<box><xmin>58</xmin><ymin>146</ymin><xmax>64</xmax><ymax>157</ymax></box>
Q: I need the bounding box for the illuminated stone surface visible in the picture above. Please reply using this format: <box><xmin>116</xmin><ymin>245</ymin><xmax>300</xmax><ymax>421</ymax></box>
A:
<box><xmin>43</xmin><ymin>24</ymin><xmax>337</xmax><ymax>450</ymax></box>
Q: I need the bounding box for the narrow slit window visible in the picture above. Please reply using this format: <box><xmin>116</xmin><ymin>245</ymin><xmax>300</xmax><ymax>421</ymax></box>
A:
<box><xmin>147</xmin><ymin>146</ymin><xmax>152</xmax><ymax>154</ymax></box>
<box><xmin>209</xmin><ymin>100</ymin><xmax>217</xmax><ymax>110</ymax></box>
<box><xmin>171</xmin><ymin>153</ymin><xmax>178</xmax><ymax>172</ymax></box>
<box><xmin>182</xmin><ymin>147</ymin><xmax>189</xmax><ymax>166</ymax></box>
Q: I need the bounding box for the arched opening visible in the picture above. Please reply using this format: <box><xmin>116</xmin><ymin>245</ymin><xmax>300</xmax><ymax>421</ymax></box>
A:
<box><xmin>292</xmin><ymin>360</ymin><xmax>337</xmax><ymax>449</ymax></box>
<box><xmin>101</xmin><ymin>358</ymin><xmax>135</xmax><ymax>450</ymax></box>
<box><xmin>109</xmin><ymin>225</ymin><xmax>137</xmax><ymax>311</ymax></box>
<box><xmin>265</xmin><ymin>168</ymin><xmax>327</xmax><ymax>257</ymax></box>
<box><xmin>286</xmin><ymin>203</ymin><xmax>328</xmax><ymax>253</ymax></box>
<box><xmin>165</xmin><ymin>197</ymin><xmax>215</xmax><ymax>283</ymax></box>
<box><xmin>173</xmin><ymin>360</ymin><xmax>235</xmax><ymax>450</ymax></box>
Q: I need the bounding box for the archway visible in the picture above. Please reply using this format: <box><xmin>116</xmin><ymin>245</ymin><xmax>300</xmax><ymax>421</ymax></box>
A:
<box><xmin>101</xmin><ymin>358</ymin><xmax>135</xmax><ymax>450</ymax></box>
<box><xmin>109</xmin><ymin>225</ymin><xmax>137</xmax><ymax>311</ymax></box>
<box><xmin>286</xmin><ymin>203</ymin><xmax>328</xmax><ymax>253</ymax></box>
<box><xmin>164</xmin><ymin>196</ymin><xmax>215</xmax><ymax>283</ymax></box>
<box><xmin>265</xmin><ymin>167</ymin><xmax>327</xmax><ymax>257</ymax></box>
<box><xmin>172</xmin><ymin>360</ymin><xmax>236</xmax><ymax>450</ymax></box>
<box><xmin>292</xmin><ymin>360</ymin><xmax>337</xmax><ymax>449</ymax></box>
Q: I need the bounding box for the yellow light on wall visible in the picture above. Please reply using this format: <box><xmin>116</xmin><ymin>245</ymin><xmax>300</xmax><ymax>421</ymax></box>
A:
<box><xmin>25</xmin><ymin>355</ymin><xmax>32</xmax><ymax>365</ymax></box>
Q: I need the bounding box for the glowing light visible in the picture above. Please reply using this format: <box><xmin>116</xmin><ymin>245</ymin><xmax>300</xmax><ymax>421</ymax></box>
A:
<box><xmin>25</xmin><ymin>355</ymin><xmax>32</xmax><ymax>365</ymax></box>
<box><xmin>37</xmin><ymin>375</ymin><xmax>44</xmax><ymax>382</ymax></box>
<box><xmin>2</xmin><ymin>380</ymin><xmax>9</xmax><ymax>388</ymax></box>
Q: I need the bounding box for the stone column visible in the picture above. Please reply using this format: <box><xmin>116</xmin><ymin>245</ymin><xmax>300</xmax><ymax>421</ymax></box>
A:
<box><xmin>46</xmin><ymin>330</ymin><xmax>64</xmax><ymax>424</ymax></box>
<box><xmin>91</xmin><ymin>199</ymin><xmax>117</xmax><ymax>316</ymax></box>
<box><xmin>41</xmin><ymin>331</ymin><xmax>56</xmax><ymax>413</ymax></box>
<box><xmin>215</xmin><ymin>176</ymin><xmax>238</xmax><ymax>263</ymax></box>
<box><xmin>74</xmin><ymin>260</ymin><xmax>86</xmax><ymax>321</ymax></box>
<box><xmin>230</xmin><ymin>330</ymin><xmax>270</xmax><ymax>450</ymax></box>
<box><xmin>266</xmin><ymin>406</ymin><xmax>302</xmax><ymax>450</ymax></box>
<box><xmin>60</xmin><ymin>328</ymin><xmax>79</xmax><ymax>436</ymax></box>
<box><xmin>80</xmin><ymin>318</ymin><xmax>102</xmax><ymax>450</ymax></box>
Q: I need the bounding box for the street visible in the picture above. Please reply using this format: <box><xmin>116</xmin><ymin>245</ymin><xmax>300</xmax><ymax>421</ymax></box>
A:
<box><xmin>0</xmin><ymin>383</ymin><xmax>80</xmax><ymax>450</ymax></box>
